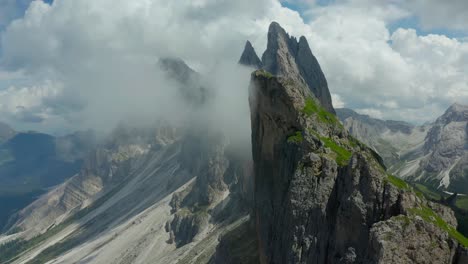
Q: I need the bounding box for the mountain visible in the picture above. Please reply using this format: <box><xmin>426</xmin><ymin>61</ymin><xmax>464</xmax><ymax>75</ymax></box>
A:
<box><xmin>336</xmin><ymin>108</ymin><xmax>430</xmax><ymax>167</ymax></box>
<box><xmin>238</xmin><ymin>41</ymin><xmax>263</xmax><ymax>69</ymax></box>
<box><xmin>337</xmin><ymin>104</ymin><xmax>468</xmax><ymax>194</ymax></box>
<box><xmin>0</xmin><ymin>60</ymin><xmax>253</xmax><ymax>263</ymax></box>
<box><xmin>248</xmin><ymin>23</ymin><xmax>466</xmax><ymax>263</ymax></box>
<box><xmin>240</xmin><ymin>22</ymin><xmax>335</xmax><ymax>114</ymax></box>
<box><xmin>0</xmin><ymin>130</ymin><xmax>95</xmax><ymax>233</ymax></box>
<box><xmin>1</xmin><ymin>22</ymin><xmax>468</xmax><ymax>264</ymax></box>
<box><xmin>396</xmin><ymin>103</ymin><xmax>468</xmax><ymax>193</ymax></box>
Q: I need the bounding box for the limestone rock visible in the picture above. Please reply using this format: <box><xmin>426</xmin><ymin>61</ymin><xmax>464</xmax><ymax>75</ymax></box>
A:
<box><xmin>261</xmin><ymin>22</ymin><xmax>335</xmax><ymax>114</ymax></box>
<box><xmin>239</xmin><ymin>41</ymin><xmax>263</xmax><ymax>69</ymax></box>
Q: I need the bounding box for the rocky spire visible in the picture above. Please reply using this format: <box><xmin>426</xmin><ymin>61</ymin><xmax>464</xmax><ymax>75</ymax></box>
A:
<box><xmin>238</xmin><ymin>41</ymin><xmax>263</xmax><ymax>69</ymax></box>
<box><xmin>261</xmin><ymin>22</ymin><xmax>335</xmax><ymax>114</ymax></box>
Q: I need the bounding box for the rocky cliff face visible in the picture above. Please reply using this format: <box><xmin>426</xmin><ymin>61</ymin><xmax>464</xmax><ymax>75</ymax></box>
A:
<box><xmin>239</xmin><ymin>22</ymin><xmax>335</xmax><ymax>114</ymax></box>
<box><xmin>249</xmin><ymin>68</ymin><xmax>465</xmax><ymax>264</ymax></box>
<box><xmin>239</xmin><ymin>41</ymin><xmax>263</xmax><ymax>69</ymax></box>
<box><xmin>409</xmin><ymin>103</ymin><xmax>468</xmax><ymax>192</ymax></box>
<box><xmin>247</xmin><ymin>22</ymin><xmax>466</xmax><ymax>263</ymax></box>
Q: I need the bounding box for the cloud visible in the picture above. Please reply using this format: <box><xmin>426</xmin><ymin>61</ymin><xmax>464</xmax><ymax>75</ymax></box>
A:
<box><xmin>0</xmin><ymin>80</ymin><xmax>64</xmax><ymax>131</ymax></box>
<box><xmin>0</xmin><ymin>0</ymin><xmax>33</xmax><ymax>29</ymax></box>
<box><xmin>0</xmin><ymin>0</ymin><xmax>305</xmax><ymax>151</ymax></box>
<box><xmin>401</xmin><ymin>0</ymin><xmax>468</xmax><ymax>32</ymax></box>
<box><xmin>0</xmin><ymin>0</ymin><xmax>467</xmax><ymax>133</ymax></box>
<box><xmin>331</xmin><ymin>93</ymin><xmax>344</xmax><ymax>108</ymax></box>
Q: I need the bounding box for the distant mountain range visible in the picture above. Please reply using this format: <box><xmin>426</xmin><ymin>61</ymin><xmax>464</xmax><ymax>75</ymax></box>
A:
<box><xmin>337</xmin><ymin>104</ymin><xmax>468</xmax><ymax>193</ymax></box>
<box><xmin>0</xmin><ymin>127</ymin><xmax>95</xmax><ymax>232</ymax></box>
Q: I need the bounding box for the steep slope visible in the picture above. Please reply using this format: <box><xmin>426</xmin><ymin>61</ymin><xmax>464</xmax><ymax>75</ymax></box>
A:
<box><xmin>239</xmin><ymin>22</ymin><xmax>335</xmax><ymax>114</ymax></box>
<box><xmin>247</xmin><ymin>23</ymin><xmax>467</xmax><ymax>263</ymax></box>
<box><xmin>0</xmin><ymin>125</ymin><xmax>253</xmax><ymax>264</ymax></box>
<box><xmin>0</xmin><ymin>131</ymin><xmax>95</xmax><ymax>232</ymax></box>
<box><xmin>336</xmin><ymin>108</ymin><xmax>430</xmax><ymax>167</ymax></box>
<box><xmin>398</xmin><ymin>103</ymin><xmax>468</xmax><ymax>193</ymax></box>
<box><xmin>249</xmin><ymin>69</ymin><xmax>465</xmax><ymax>264</ymax></box>
<box><xmin>0</xmin><ymin>60</ymin><xmax>253</xmax><ymax>264</ymax></box>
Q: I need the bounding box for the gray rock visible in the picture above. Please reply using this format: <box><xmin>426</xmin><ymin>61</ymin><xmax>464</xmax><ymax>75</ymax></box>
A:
<box><xmin>239</xmin><ymin>41</ymin><xmax>263</xmax><ymax>69</ymax></box>
<box><xmin>248</xmin><ymin>66</ymin><xmax>463</xmax><ymax>263</ymax></box>
<box><xmin>261</xmin><ymin>22</ymin><xmax>335</xmax><ymax>114</ymax></box>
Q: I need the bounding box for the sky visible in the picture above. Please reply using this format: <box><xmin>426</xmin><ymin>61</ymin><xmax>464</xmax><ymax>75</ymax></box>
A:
<box><xmin>0</xmin><ymin>0</ymin><xmax>467</xmax><ymax>134</ymax></box>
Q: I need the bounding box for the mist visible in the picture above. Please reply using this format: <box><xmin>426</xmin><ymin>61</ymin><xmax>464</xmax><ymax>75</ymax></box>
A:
<box><xmin>0</xmin><ymin>0</ymin><xmax>284</xmax><ymax>155</ymax></box>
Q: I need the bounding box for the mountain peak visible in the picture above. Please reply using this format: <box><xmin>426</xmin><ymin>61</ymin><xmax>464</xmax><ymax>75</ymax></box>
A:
<box><xmin>260</xmin><ymin>22</ymin><xmax>335</xmax><ymax>114</ymax></box>
<box><xmin>268</xmin><ymin>21</ymin><xmax>288</xmax><ymax>36</ymax></box>
<box><xmin>238</xmin><ymin>40</ymin><xmax>263</xmax><ymax>69</ymax></box>
<box><xmin>448</xmin><ymin>102</ymin><xmax>468</xmax><ymax>113</ymax></box>
<box><xmin>438</xmin><ymin>102</ymin><xmax>468</xmax><ymax>123</ymax></box>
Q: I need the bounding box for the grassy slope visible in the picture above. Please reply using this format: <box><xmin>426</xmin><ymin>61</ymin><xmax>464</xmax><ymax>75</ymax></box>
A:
<box><xmin>412</xmin><ymin>182</ymin><xmax>468</xmax><ymax>239</ymax></box>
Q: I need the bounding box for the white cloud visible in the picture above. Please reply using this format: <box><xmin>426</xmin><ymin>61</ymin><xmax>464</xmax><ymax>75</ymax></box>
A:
<box><xmin>0</xmin><ymin>80</ymin><xmax>65</xmax><ymax>132</ymax></box>
<box><xmin>0</xmin><ymin>0</ymin><xmax>33</xmax><ymax>28</ymax></box>
<box><xmin>401</xmin><ymin>0</ymin><xmax>468</xmax><ymax>32</ymax></box>
<box><xmin>0</xmin><ymin>0</ymin><xmax>306</xmax><ymax>142</ymax></box>
<box><xmin>296</xmin><ymin>1</ymin><xmax>468</xmax><ymax>123</ymax></box>
<box><xmin>0</xmin><ymin>0</ymin><xmax>467</xmax><ymax>132</ymax></box>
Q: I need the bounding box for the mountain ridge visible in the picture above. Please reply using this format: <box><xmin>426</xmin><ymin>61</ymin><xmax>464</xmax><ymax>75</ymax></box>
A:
<box><xmin>240</xmin><ymin>21</ymin><xmax>335</xmax><ymax>114</ymax></box>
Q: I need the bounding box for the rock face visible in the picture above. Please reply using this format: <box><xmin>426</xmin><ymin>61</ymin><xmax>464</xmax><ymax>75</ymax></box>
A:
<box><xmin>240</xmin><ymin>22</ymin><xmax>335</xmax><ymax>114</ymax></box>
<box><xmin>239</xmin><ymin>41</ymin><xmax>263</xmax><ymax>69</ymax></box>
<box><xmin>249</xmin><ymin>68</ymin><xmax>464</xmax><ymax>264</ymax></box>
<box><xmin>247</xmin><ymin>23</ymin><xmax>465</xmax><ymax>263</ymax></box>
<box><xmin>414</xmin><ymin>103</ymin><xmax>468</xmax><ymax>192</ymax></box>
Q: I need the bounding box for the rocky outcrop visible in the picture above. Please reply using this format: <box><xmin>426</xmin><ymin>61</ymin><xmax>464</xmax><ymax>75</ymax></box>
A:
<box><xmin>240</xmin><ymin>22</ymin><xmax>335</xmax><ymax>114</ymax></box>
<box><xmin>262</xmin><ymin>22</ymin><xmax>334</xmax><ymax>114</ymax></box>
<box><xmin>239</xmin><ymin>41</ymin><xmax>263</xmax><ymax>69</ymax></box>
<box><xmin>167</xmin><ymin>130</ymin><xmax>254</xmax><ymax>247</ymax></box>
<box><xmin>210</xmin><ymin>220</ymin><xmax>258</xmax><ymax>264</ymax></box>
<box><xmin>167</xmin><ymin>208</ymin><xmax>209</xmax><ymax>247</ymax></box>
<box><xmin>248</xmin><ymin>67</ymin><xmax>465</xmax><ymax>263</ymax></box>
